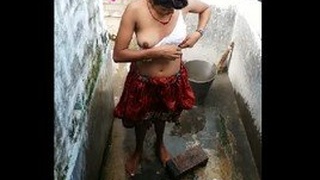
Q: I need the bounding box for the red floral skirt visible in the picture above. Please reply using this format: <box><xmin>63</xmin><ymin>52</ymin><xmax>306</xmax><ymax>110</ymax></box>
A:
<box><xmin>113</xmin><ymin>62</ymin><xmax>195</xmax><ymax>128</ymax></box>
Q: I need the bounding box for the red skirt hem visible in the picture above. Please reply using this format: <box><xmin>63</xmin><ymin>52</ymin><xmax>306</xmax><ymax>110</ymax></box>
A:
<box><xmin>113</xmin><ymin>62</ymin><xmax>195</xmax><ymax>128</ymax></box>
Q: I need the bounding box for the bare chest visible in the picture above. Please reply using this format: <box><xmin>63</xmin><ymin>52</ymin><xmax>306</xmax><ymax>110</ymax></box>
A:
<box><xmin>135</xmin><ymin>11</ymin><xmax>179</xmax><ymax>48</ymax></box>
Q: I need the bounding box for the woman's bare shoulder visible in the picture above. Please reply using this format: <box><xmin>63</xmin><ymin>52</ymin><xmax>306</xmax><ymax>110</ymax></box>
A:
<box><xmin>125</xmin><ymin>0</ymin><xmax>144</xmax><ymax>12</ymax></box>
<box><xmin>183</xmin><ymin>0</ymin><xmax>210</xmax><ymax>13</ymax></box>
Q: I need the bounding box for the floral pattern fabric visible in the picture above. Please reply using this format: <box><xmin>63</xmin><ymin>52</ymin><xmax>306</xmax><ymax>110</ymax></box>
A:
<box><xmin>113</xmin><ymin>62</ymin><xmax>195</xmax><ymax>128</ymax></box>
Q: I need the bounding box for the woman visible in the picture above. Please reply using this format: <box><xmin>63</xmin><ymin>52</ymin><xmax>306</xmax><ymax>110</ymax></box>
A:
<box><xmin>113</xmin><ymin>0</ymin><xmax>211</xmax><ymax>176</ymax></box>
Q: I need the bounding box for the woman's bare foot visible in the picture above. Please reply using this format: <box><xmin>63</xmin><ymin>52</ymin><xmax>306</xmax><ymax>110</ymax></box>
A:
<box><xmin>156</xmin><ymin>143</ymin><xmax>171</xmax><ymax>166</ymax></box>
<box><xmin>125</xmin><ymin>151</ymin><xmax>141</xmax><ymax>177</ymax></box>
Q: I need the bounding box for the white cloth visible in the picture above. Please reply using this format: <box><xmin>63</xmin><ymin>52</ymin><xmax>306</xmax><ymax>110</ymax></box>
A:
<box><xmin>154</xmin><ymin>10</ymin><xmax>187</xmax><ymax>47</ymax></box>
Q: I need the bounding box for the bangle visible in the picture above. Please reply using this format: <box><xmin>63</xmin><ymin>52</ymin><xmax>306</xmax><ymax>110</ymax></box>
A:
<box><xmin>196</xmin><ymin>29</ymin><xmax>204</xmax><ymax>36</ymax></box>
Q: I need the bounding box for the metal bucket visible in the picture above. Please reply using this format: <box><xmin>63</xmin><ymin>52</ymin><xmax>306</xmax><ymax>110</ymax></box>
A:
<box><xmin>185</xmin><ymin>60</ymin><xmax>217</xmax><ymax>105</ymax></box>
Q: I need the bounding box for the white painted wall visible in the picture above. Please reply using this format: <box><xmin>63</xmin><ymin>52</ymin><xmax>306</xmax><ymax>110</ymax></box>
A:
<box><xmin>183</xmin><ymin>0</ymin><xmax>262</xmax><ymax>135</ymax></box>
<box><xmin>54</xmin><ymin>0</ymin><xmax>112</xmax><ymax>179</ymax></box>
<box><xmin>228</xmin><ymin>0</ymin><xmax>261</xmax><ymax>134</ymax></box>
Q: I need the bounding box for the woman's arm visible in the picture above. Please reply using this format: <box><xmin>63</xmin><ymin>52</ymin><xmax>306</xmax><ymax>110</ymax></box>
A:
<box><xmin>179</xmin><ymin>0</ymin><xmax>211</xmax><ymax>48</ymax></box>
<box><xmin>188</xmin><ymin>0</ymin><xmax>211</xmax><ymax>33</ymax></box>
<box><xmin>113</xmin><ymin>3</ymin><xmax>156</xmax><ymax>63</ymax></box>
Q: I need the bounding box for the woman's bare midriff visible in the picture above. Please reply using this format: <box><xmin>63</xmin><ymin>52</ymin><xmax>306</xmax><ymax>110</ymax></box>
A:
<box><xmin>136</xmin><ymin>57</ymin><xmax>181</xmax><ymax>77</ymax></box>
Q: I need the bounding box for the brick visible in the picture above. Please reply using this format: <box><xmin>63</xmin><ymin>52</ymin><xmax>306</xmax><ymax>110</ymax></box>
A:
<box><xmin>166</xmin><ymin>145</ymin><xmax>209</xmax><ymax>179</ymax></box>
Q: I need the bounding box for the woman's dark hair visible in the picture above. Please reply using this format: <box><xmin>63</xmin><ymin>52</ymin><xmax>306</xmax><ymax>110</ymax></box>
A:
<box><xmin>153</xmin><ymin>0</ymin><xmax>188</xmax><ymax>9</ymax></box>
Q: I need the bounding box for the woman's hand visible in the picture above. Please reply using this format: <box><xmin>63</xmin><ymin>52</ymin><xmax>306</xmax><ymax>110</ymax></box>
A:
<box><xmin>178</xmin><ymin>32</ymin><xmax>202</xmax><ymax>49</ymax></box>
<box><xmin>154</xmin><ymin>44</ymin><xmax>183</xmax><ymax>60</ymax></box>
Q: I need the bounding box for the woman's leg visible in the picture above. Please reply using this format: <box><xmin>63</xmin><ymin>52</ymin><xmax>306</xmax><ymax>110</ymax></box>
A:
<box><xmin>125</xmin><ymin>122</ymin><xmax>147</xmax><ymax>176</ymax></box>
<box><xmin>154</xmin><ymin>119</ymin><xmax>171</xmax><ymax>166</ymax></box>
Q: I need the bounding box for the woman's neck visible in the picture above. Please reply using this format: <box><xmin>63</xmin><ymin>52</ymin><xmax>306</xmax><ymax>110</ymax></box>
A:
<box><xmin>147</xmin><ymin>0</ymin><xmax>174</xmax><ymax>25</ymax></box>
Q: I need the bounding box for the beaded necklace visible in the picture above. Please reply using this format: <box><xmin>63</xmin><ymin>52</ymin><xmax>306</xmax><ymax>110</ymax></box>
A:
<box><xmin>147</xmin><ymin>1</ymin><xmax>173</xmax><ymax>25</ymax></box>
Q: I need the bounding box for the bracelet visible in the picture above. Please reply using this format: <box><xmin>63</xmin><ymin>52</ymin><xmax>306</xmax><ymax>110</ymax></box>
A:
<box><xmin>196</xmin><ymin>29</ymin><xmax>204</xmax><ymax>36</ymax></box>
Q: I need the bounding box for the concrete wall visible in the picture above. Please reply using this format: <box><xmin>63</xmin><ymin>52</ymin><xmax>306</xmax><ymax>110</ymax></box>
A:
<box><xmin>183</xmin><ymin>0</ymin><xmax>236</xmax><ymax>64</ymax></box>
<box><xmin>228</xmin><ymin>0</ymin><xmax>261</xmax><ymax>135</ymax></box>
<box><xmin>228</xmin><ymin>0</ymin><xmax>261</xmax><ymax>174</ymax></box>
<box><xmin>183</xmin><ymin>0</ymin><xmax>261</xmax><ymax>174</ymax></box>
<box><xmin>184</xmin><ymin>1</ymin><xmax>261</xmax><ymax>133</ymax></box>
<box><xmin>54</xmin><ymin>0</ymin><xmax>114</xmax><ymax>179</ymax></box>
<box><xmin>198</xmin><ymin>0</ymin><xmax>261</xmax><ymax>135</ymax></box>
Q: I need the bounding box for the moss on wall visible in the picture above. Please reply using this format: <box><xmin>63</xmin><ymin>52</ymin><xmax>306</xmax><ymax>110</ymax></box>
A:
<box><xmin>70</xmin><ymin>45</ymin><xmax>103</xmax><ymax>143</ymax></box>
<box><xmin>85</xmin><ymin>45</ymin><xmax>103</xmax><ymax>106</ymax></box>
<box><xmin>55</xmin><ymin>44</ymin><xmax>104</xmax><ymax>180</ymax></box>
